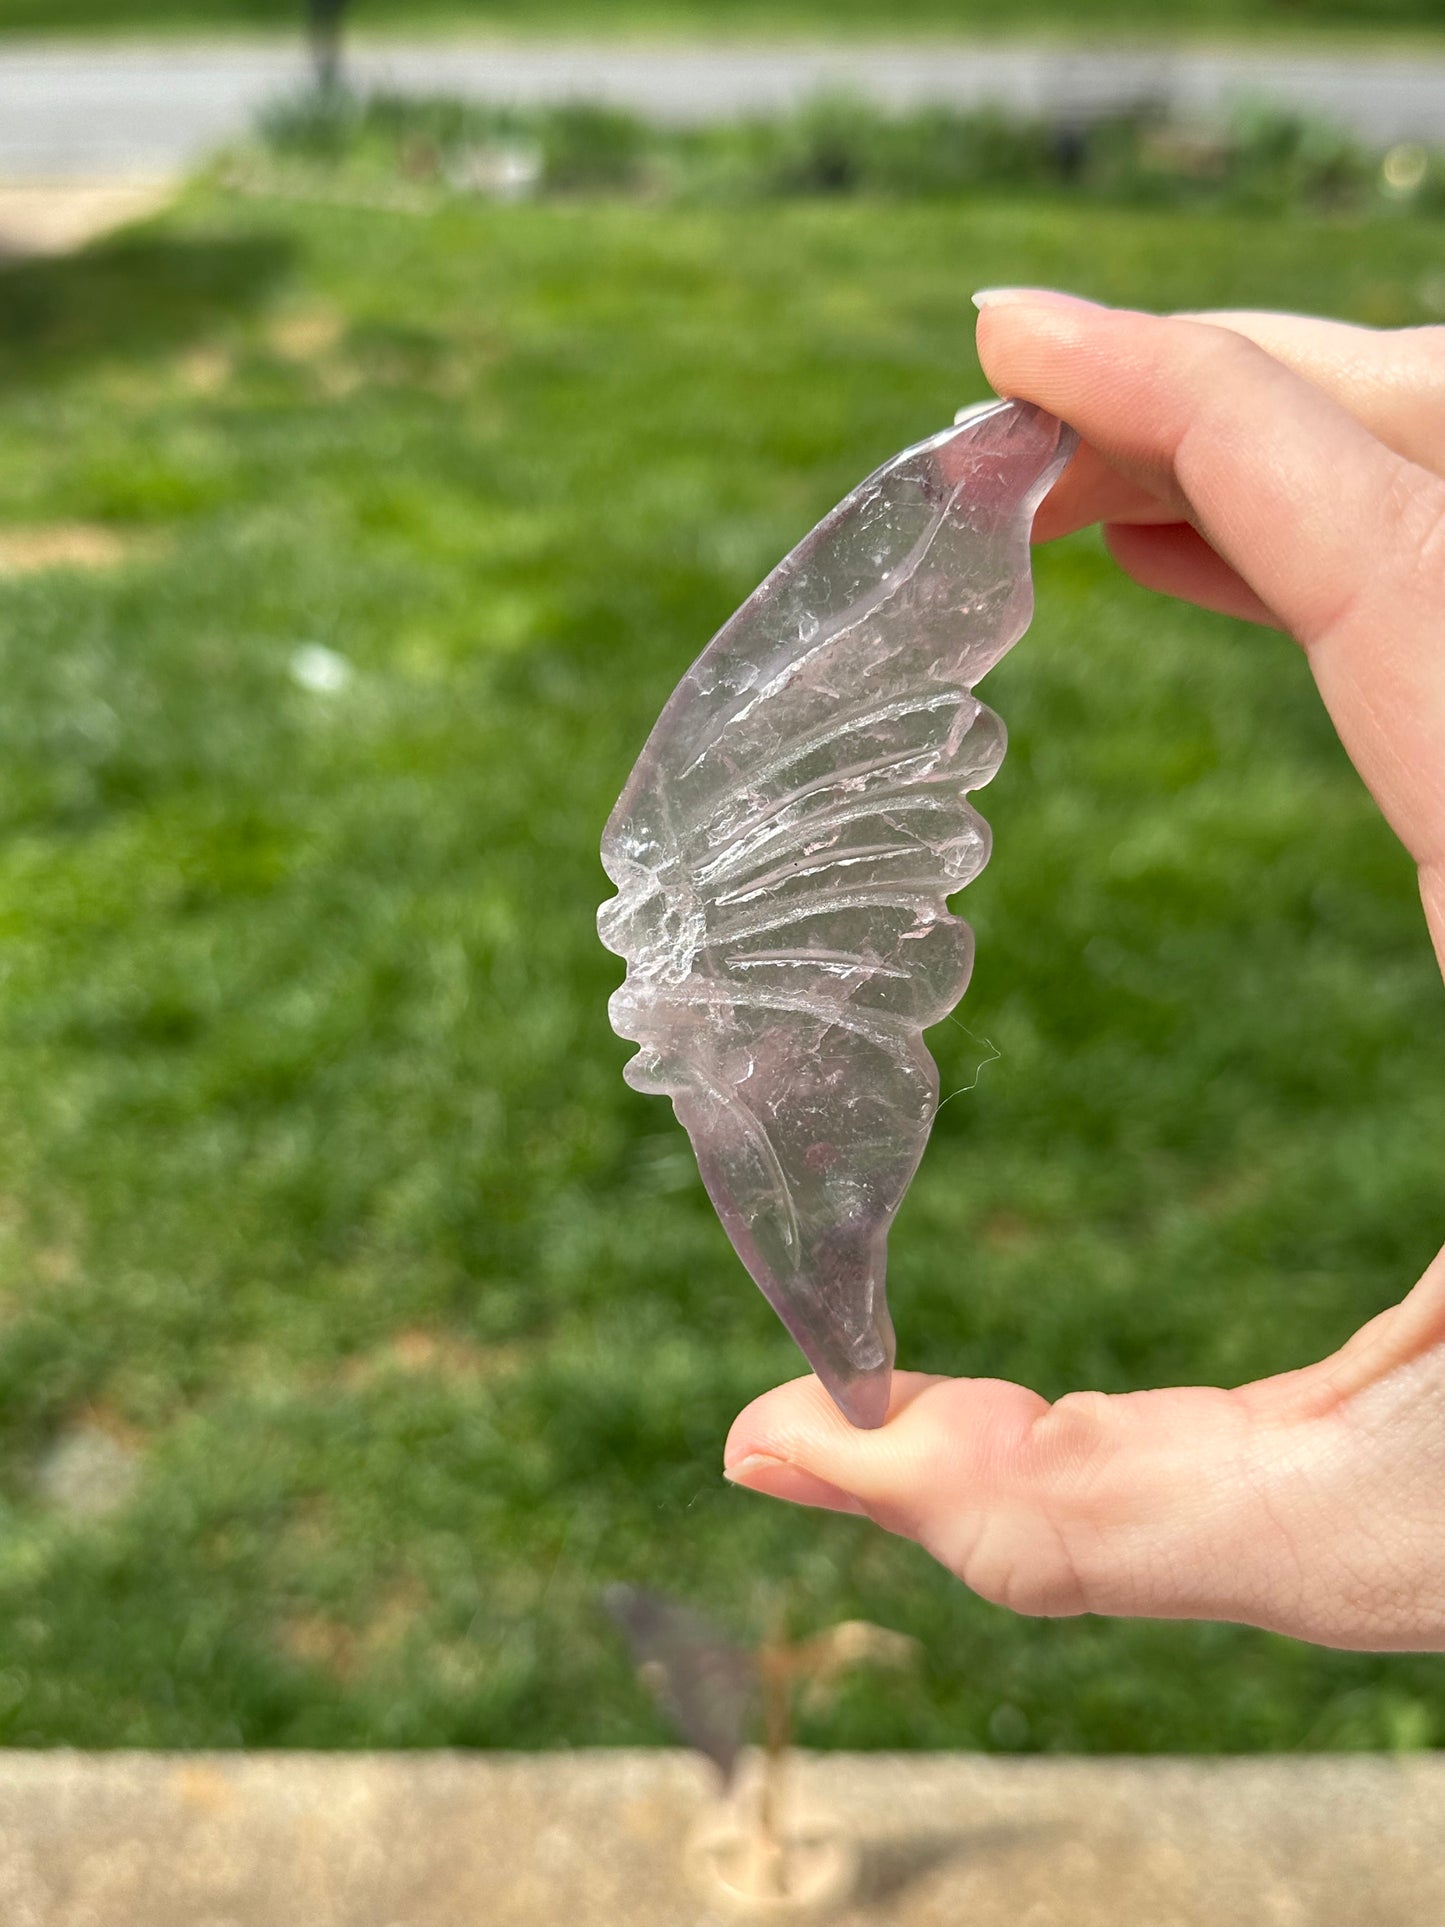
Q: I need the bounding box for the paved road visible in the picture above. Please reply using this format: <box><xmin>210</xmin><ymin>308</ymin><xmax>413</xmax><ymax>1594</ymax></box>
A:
<box><xmin>2</xmin><ymin>36</ymin><xmax>1444</xmax><ymax>179</ymax></box>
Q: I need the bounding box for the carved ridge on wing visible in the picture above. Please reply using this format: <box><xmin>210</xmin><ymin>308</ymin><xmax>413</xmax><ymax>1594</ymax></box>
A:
<box><xmin>701</xmin><ymin>741</ymin><xmax>962</xmax><ymax>852</ymax></box>
<box><xmin>711</xmin><ymin>820</ymin><xmax>988</xmax><ymax>910</ymax></box>
<box><xmin>695</xmin><ymin>689</ymin><xmax>970</xmax><ymax>822</ymax></box>
<box><xmin>708</xmin><ymin>886</ymin><xmax>963</xmax><ymax>949</ymax></box>
<box><xmin>696</xmin><ymin>790</ymin><xmax>986</xmax><ymax>894</ymax></box>
<box><xmin>616</xmin><ymin>979</ymin><xmax>921</xmax><ymax>1057</ymax></box>
<box><xmin>686</xmin><ymin>1069</ymin><xmax>802</xmax><ymax>1256</ymax></box>
<box><xmin>727</xmin><ymin>950</ymin><xmax>912</xmax><ymax>981</ymax></box>
<box><xmin>676</xmin><ymin>478</ymin><xmax>960</xmax><ymax>781</ymax></box>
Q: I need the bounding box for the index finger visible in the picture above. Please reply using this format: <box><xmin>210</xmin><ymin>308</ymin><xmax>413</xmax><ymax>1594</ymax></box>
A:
<box><xmin>1032</xmin><ymin>310</ymin><xmax>1445</xmax><ymax>541</ymax></box>
<box><xmin>976</xmin><ymin>292</ymin><xmax>1445</xmax><ymax>929</ymax></box>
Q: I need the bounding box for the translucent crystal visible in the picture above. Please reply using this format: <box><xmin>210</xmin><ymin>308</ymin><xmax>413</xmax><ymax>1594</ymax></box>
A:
<box><xmin>598</xmin><ymin>400</ymin><xmax>1076</xmax><ymax>1428</ymax></box>
<box><xmin>603</xmin><ymin>1584</ymin><xmax>754</xmax><ymax>1785</ymax></box>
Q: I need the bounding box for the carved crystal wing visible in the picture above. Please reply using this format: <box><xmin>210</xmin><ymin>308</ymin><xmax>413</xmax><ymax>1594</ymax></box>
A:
<box><xmin>603</xmin><ymin>1585</ymin><xmax>754</xmax><ymax>1785</ymax></box>
<box><xmin>598</xmin><ymin>399</ymin><xmax>1076</xmax><ymax>1428</ymax></box>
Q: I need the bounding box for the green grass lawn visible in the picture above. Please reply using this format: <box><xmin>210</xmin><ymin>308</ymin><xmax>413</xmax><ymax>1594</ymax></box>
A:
<box><xmin>0</xmin><ymin>178</ymin><xmax>1440</xmax><ymax>1754</ymax></box>
<box><xmin>1</xmin><ymin>0</ymin><xmax>1441</xmax><ymax>41</ymax></box>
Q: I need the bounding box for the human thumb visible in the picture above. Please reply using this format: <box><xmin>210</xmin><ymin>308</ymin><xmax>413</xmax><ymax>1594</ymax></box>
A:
<box><xmin>724</xmin><ymin>1366</ymin><xmax>1327</xmax><ymax>1629</ymax></box>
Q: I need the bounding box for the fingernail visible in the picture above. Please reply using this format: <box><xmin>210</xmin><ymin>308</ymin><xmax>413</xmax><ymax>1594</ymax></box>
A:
<box><xmin>972</xmin><ymin>287</ymin><xmax>1103</xmax><ymax>312</ymax></box>
<box><xmin>724</xmin><ymin>1453</ymin><xmax>865</xmax><ymax>1516</ymax></box>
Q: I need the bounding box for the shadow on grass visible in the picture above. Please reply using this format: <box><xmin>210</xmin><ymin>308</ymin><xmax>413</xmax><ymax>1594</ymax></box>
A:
<box><xmin>0</xmin><ymin>229</ymin><xmax>294</xmax><ymax>384</ymax></box>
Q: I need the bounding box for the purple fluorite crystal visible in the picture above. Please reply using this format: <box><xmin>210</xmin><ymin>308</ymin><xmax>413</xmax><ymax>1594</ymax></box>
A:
<box><xmin>599</xmin><ymin>400</ymin><xmax>1075</xmax><ymax>1427</ymax></box>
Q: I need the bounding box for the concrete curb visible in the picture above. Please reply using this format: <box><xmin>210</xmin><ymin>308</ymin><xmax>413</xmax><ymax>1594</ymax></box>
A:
<box><xmin>0</xmin><ymin>1748</ymin><xmax>1441</xmax><ymax>1924</ymax></box>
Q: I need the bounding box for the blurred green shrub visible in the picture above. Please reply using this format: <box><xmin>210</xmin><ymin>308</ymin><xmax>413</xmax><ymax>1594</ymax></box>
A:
<box><xmin>251</xmin><ymin>87</ymin><xmax>1445</xmax><ymax>216</ymax></box>
<box><xmin>541</xmin><ymin>104</ymin><xmax>650</xmax><ymax>192</ymax></box>
<box><xmin>257</xmin><ymin>91</ymin><xmax>645</xmax><ymax>193</ymax></box>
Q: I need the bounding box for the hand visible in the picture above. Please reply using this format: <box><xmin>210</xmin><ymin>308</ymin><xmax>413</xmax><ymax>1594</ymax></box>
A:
<box><xmin>725</xmin><ymin>293</ymin><xmax>1445</xmax><ymax>1652</ymax></box>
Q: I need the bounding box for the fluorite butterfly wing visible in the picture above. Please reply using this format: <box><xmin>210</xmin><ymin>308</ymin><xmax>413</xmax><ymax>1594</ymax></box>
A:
<box><xmin>599</xmin><ymin>400</ymin><xmax>1075</xmax><ymax>1427</ymax></box>
<box><xmin>603</xmin><ymin>1585</ymin><xmax>754</xmax><ymax>1785</ymax></box>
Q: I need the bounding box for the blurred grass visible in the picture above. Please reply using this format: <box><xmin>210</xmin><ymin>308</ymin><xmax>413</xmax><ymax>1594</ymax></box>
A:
<box><xmin>0</xmin><ymin>178</ymin><xmax>1440</xmax><ymax>1754</ymax></box>
<box><xmin>1</xmin><ymin>0</ymin><xmax>1443</xmax><ymax>41</ymax></box>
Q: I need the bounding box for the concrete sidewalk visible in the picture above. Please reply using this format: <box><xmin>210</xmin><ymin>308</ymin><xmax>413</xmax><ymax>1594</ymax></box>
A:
<box><xmin>2</xmin><ymin>37</ymin><xmax>1445</xmax><ymax>180</ymax></box>
<box><xmin>0</xmin><ymin>1747</ymin><xmax>1441</xmax><ymax>1925</ymax></box>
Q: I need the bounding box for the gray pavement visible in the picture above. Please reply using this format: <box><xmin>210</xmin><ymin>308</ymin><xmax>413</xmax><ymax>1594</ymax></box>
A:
<box><xmin>2</xmin><ymin>36</ymin><xmax>1445</xmax><ymax>180</ymax></box>
<box><xmin>0</xmin><ymin>1747</ymin><xmax>1443</xmax><ymax>1924</ymax></box>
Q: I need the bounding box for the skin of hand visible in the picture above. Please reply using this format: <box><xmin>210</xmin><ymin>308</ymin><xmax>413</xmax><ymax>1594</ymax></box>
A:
<box><xmin>725</xmin><ymin>293</ymin><xmax>1445</xmax><ymax>1653</ymax></box>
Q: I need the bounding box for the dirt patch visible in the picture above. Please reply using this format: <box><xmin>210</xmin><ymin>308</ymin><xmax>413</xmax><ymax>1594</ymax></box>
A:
<box><xmin>279</xmin><ymin>1612</ymin><xmax>359</xmax><ymax>1679</ymax></box>
<box><xmin>177</xmin><ymin>344</ymin><xmax>235</xmax><ymax>395</ymax></box>
<box><xmin>279</xmin><ymin>1578</ymin><xmax>431</xmax><ymax>1685</ymax></box>
<box><xmin>34</xmin><ymin>1422</ymin><xmax>142</xmax><ymax>1520</ymax></box>
<box><xmin>0</xmin><ymin>181</ymin><xmax>176</xmax><ymax>260</ymax></box>
<box><xmin>267</xmin><ymin>306</ymin><xmax>346</xmax><ymax>362</ymax></box>
<box><xmin>0</xmin><ymin>523</ymin><xmax>158</xmax><ymax>576</ymax></box>
<box><xmin>980</xmin><ymin>1211</ymin><xmax>1038</xmax><ymax>1250</ymax></box>
<box><xmin>32</xmin><ymin>1245</ymin><xmax>77</xmax><ymax>1284</ymax></box>
<box><xmin>338</xmin><ymin>1325</ymin><xmax>527</xmax><ymax>1391</ymax></box>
